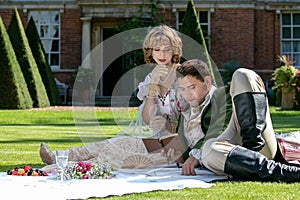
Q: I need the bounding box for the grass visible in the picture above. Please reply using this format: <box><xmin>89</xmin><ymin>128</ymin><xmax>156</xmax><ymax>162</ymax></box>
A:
<box><xmin>0</xmin><ymin>106</ymin><xmax>300</xmax><ymax>200</ymax></box>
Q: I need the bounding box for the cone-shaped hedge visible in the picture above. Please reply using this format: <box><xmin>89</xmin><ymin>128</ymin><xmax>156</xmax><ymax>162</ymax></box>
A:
<box><xmin>0</xmin><ymin>16</ymin><xmax>32</xmax><ymax>109</ymax></box>
<box><xmin>7</xmin><ymin>8</ymin><xmax>50</xmax><ymax>108</ymax></box>
<box><xmin>26</xmin><ymin>17</ymin><xmax>61</xmax><ymax>106</ymax></box>
<box><xmin>180</xmin><ymin>0</ymin><xmax>216</xmax><ymax>86</ymax></box>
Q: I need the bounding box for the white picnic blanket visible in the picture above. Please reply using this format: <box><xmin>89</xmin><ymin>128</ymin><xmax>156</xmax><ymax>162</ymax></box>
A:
<box><xmin>0</xmin><ymin>164</ymin><xmax>227</xmax><ymax>199</ymax></box>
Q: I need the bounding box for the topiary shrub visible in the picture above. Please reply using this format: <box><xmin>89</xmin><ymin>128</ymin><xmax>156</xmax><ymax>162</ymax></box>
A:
<box><xmin>7</xmin><ymin>8</ymin><xmax>50</xmax><ymax>108</ymax></box>
<box><xmin>180</xmin><ymin>0</ymin><xmax>217</xmax><ymax>86</ymax></box>
<box><xmin>0</xmin><ymin>16</ymin><xmax>32</xmax><ymax>109</ymax></box>
<box><xmin>26</xmin><ymin>17</ymin><xmax>61</xmax><ymax>106</ymax></box>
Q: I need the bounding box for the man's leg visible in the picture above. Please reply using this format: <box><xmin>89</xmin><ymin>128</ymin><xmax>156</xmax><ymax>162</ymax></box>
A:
<box><xmin>229</xmin><ymin>68</ymin><xmax>277</xmax><ymax>159</ymax></box>
<box><xmin>224</xmin><ymin>145</ymin><xmax>300</xmax><ymax>182</ymax></box>
<box><xmin>201</xmin><ymin>138</ymin><xmax>234</xmax><ymax>176</ymax></box>
<box><xmin>202</xmin><ymin>139</ymin><xmax>300</xmax><ymax>182</ymax></box>
<box><xmin>233</xmin><ymin>92</ymin><xmax>266</xmax><ymax>151</ymax></box>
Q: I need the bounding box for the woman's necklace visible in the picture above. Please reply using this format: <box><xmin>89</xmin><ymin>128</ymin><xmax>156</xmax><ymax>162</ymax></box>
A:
<box><xmin>158</xmin><ymin>89</ymin><xmax>170</xmax><ymax>106</ymax></box>
<box><xmin>157</xmin><ymin>65</ymin><xmax>174</xmax><ymax>106</ymax></box>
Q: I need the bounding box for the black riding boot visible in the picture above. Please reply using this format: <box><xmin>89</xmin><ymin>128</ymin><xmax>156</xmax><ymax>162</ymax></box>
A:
<box><xmin>224</xmin><ymin>146</ymin><xmax>300</xmax><ymax>182</ymax></box>
<box><xmin>233</xmin><ymin>92</ymin><xmax>267</xmax><ymax>151</ymax></box>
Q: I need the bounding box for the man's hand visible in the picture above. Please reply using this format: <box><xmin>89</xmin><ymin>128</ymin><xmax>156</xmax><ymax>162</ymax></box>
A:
<box><xmin>181</xmin><ymin>156</ymin><xmax>199</xmax><ymax>176</ymax></box>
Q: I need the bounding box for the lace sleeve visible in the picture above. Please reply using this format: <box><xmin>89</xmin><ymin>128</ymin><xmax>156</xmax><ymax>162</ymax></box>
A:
<box><xmin>137</xmin><ymin>75</ymin><xmax>151</xmax><ymax>101</ymax></box>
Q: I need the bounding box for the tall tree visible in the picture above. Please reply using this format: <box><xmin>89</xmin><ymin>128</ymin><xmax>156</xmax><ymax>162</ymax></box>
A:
<box><xmin>26</xmin><ymin>17</ymin><xmax>61</xmax><ymax>106</ymax></box>
<box><xmin>0</xmin><ymin>16</ymin><xmax>32</xmax><ymax>109</ymax></box>
<box><xmin>180</xmin><ymin>0</ymin><xmax>217</xmax><ymax>86</ymax></box>
<box><xmin>7</xmin><ymin>8</ymin><xmax>50</xmax><ymax>108</ymax></box>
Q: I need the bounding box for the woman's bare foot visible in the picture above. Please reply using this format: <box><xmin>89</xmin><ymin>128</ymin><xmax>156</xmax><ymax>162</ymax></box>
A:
<box><xmin>39</xmin><ymin>142</ymin><xmax>55</xmax><ymax>165</ymax></box>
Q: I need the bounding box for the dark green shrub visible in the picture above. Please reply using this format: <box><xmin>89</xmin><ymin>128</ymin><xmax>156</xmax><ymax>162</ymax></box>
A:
<box><xmin>180</xmin><ymin>0</ymin><xmax>217</xmax><ymax>86</ymax></box>
<box><xmin>26</xmin><ymin>17</ymin><xmax>61</xmax><ymax>106</ymax></box>
<box><xmin>180</xmin><ymin>0</ymin><xmax>203</xmax><ymax>46</ymax></box>
<box><xmin>7</xmin><ymin>8</ymin><xmax>50</xmax><ymax>108</ymax></box>
<box><xmin>0</xmin><ymin>16</ymin><xmax>32</xmax><ymax>109</ymax></box>
<box><xmin>220</xmin><ymin>60</ymin><xmax>241</xmax><ymax>84</ymax></box>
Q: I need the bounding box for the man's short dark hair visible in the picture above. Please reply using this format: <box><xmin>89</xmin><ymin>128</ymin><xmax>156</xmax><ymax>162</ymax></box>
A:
<box><xmin>176</xmin><ymin>59</ymin><xmax>211</xmax><ymax>82</ymax></box>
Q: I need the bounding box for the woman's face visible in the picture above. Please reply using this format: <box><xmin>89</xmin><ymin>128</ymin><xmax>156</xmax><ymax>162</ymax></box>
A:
<box><xmin>151</xmin><ymin>45</ymin><xmax>173</xmax><ymax>67</ymax></box>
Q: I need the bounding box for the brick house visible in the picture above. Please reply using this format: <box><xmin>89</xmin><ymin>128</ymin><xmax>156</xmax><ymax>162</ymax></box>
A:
<box><xmin>0</xmin><ymin>0</ymin><xmax>299</xmax><ymax>104</ymax></box>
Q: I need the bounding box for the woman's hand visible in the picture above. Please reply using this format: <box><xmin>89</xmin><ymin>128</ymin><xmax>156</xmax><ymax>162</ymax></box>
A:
<box><xmin>149</xmin><ymin>115</ymin><xmax>168</xmax><ymax>132</ymax></box>
<box><xmin>160</xmin><ymin>148</ymin><xmax>184</xmax><ymax>163</ymax></box>
<box><xmin>150</xmin><ymin>65</ymin><xmax>170</xmax><ymax>84</ymax></box>
<box><xmin>150</xmin><ymin>114</ymin><xmax>178</xmax><ymax>134</ymax></box>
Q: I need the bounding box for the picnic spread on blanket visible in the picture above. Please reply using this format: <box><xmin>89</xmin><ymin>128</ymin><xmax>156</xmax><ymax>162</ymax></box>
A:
<box><xmin>0</xmin><ymin>163</ymin><xmax>227</xmax><ymax>200</ymax></box>
<box><xmin>1</xmin><ymin>131</ymin><xmax>299</xmax><ymax>199</ymax></box>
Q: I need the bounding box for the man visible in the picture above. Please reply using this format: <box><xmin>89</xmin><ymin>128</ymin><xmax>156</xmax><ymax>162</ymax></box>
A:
<box><xmin>166</xmin><ymin>59</ymin><xmax>232</xmax><ymax>175</ymax></box>
<box><xmin>168</xmin><ymin>59</ymin><xmax>300</xmax><ymax>182</ymax></box>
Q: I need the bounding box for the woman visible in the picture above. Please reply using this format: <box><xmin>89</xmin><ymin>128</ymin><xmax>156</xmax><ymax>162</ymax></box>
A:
<box><xmin>39</xmin><ymin>25</ymin><xmax>186</xmax><ymax>170</ymax></box>
<box><xmin>137</xmin><ymin>24</ymin><xmax>185</xmax><ymax>136</ymax></box>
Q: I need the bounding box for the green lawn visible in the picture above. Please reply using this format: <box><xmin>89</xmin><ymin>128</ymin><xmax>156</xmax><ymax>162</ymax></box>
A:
<box><xmin>0</xmin><ymin>106</ymin><xmax>300</xmax><ymax>200</ymax></box>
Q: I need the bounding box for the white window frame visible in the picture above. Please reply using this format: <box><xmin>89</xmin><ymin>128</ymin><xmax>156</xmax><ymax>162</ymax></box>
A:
<box><xmin>28</xmin><ymin>10</ymin><xmax>61</xmax><ymax>71</ymax></box>
<box><xmin>280</xmin><ymin>12</ymin><xmax>300</xmax><ymax>68</ymax></box>
<box><xmin>176</xmin><ymin>10</ymin><xmax>211</xmax><ymax>50</ymax></box>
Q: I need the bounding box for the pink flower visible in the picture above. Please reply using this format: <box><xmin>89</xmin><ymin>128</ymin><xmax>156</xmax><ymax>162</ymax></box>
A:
<box><xmin>82</xmin><ymin>175</ymin><xmax>89</xmax><ymax>179</ymax></box>
<box><xmin>77</xmin><ymin>161</ymin><xmax>85</xmax><ymax>166</ymax></box>
<box><xmin>85</xmin><ymin>163</ymin><xmax>92</xmax><ymax>170</ymax></box>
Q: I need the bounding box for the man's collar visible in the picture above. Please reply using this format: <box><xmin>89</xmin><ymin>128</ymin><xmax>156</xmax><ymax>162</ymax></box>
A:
<box><xmin>195</xmin><ymin>85</ymin><xmax>216</xmax><ymax>110</ymax></box>
<box><xmin>181</xmin><ymin>85</ymin><xmax>217</xmax><ymax>116</ymax></box>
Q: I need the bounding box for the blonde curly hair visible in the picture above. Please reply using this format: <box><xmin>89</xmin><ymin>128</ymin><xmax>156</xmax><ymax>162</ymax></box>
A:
<box><xmin>143</xmin><ymin>25</ymin><xmax>182</xmax><ymax>64</ymax></box>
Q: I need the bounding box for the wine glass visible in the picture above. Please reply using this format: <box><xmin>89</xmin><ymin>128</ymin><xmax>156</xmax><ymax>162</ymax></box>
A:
<box><xmin>55</xmin><ymin>150</ymin><xmax>69</xmax><ymax>182</ymax></box>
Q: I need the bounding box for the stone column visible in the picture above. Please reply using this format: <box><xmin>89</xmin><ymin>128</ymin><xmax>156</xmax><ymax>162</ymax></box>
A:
<box><xmin>80</xmin><ymin>17</ymin><xmax>92</xmax><ymax>63</ymax></box>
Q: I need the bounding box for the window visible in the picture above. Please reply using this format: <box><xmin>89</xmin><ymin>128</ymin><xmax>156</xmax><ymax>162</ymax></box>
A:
<box><xmin>28</xmin><ymin>11</ymin><xmax>60</xmax><ymax>70</ymax></box>
<box><xmin>177</xmin><ymin>10</ymin><xmax>210</xmax><ymax>50</ymax></box>
<box><xmin>281</xmin><ymin>13</ymin><xmax>300</xmax><ymax>68</ymax></box>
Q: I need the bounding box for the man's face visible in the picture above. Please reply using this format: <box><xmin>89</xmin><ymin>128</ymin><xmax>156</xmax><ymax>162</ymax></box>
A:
<box><xmin>178</xmin><ymin>75</ymin><xmax>210</xmax><ymax>107</ymax></box>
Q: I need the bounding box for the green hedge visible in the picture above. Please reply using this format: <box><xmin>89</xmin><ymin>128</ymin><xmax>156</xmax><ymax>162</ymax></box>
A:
<box><xmin>180</xmin><ymin>0</ymin><xmax>217</xmax><ymax>86</ymax></box>
<box><xmin>26</xmin><ymin>17</ymin><xmax>61</xmax><ymax>106</ymax></box>
<box><xmin>0</xmin><ymin>16</ymin><xmax>32</xmax><ymax>109</ymax></box>
<box><xmin>7</xmin><ymin>8</ymin><xmax>50</xmax><ymax>108</ymax></box>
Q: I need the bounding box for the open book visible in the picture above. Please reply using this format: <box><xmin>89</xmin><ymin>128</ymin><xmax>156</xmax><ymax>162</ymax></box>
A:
<box><xmin>142</xmin><ymin>133</ymin><xmax>186</xmax><ymax>154</ymax></box>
